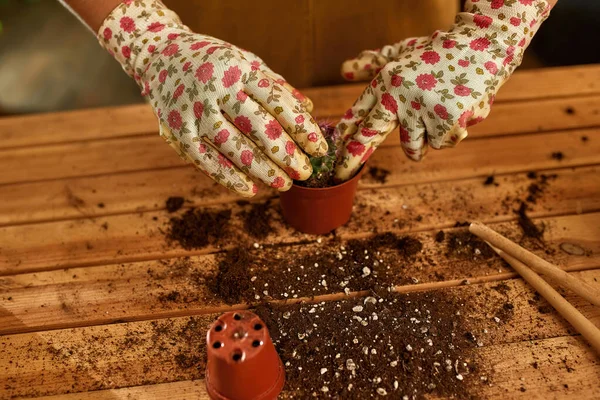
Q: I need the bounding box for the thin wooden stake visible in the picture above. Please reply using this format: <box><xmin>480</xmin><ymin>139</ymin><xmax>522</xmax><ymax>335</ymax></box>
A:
<box><xmin>469</xmin><ymin>221</ymin><xmax>600</xmax><ymax>307</ymax></box>
<box><xmin>490</xmin><ymin>246</ymin><xmax>600</xmax><ymax>355</ymax></box>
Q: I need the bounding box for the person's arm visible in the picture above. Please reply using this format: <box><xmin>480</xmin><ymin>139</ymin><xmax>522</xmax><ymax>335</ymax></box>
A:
<box><xmin>58</xmin><ymin>0</ymin><xmax>328</xmax><ymax>197</ymax></box>
<box><xmin>335</xmin><ymin>0</ymin><xmax>554</xmax><ymax>180</ymax></box>
<box><xmin>59</xmin><ymin>0</ymin><xmax>123</xmax><ymax>32</ymax></box>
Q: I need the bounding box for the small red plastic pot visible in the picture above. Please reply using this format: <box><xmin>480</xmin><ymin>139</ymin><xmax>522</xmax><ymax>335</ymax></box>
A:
<box><xmin>279</xmin><ymin>167</ymin><xmax>363</xmax><ymax>235</ymax></box>
<box><xmin>205</xmin><ymin>311</ymin><xmax>285</xmax><ymax>400</ymax></box>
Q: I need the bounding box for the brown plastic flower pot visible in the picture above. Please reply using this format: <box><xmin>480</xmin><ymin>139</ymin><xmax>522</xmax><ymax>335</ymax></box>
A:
<box><xmin>279</xmin><ymin>167</ymin><xmax>363</xmax><ymax>235</ymax></box>
<box><xmin>205</xmin><ymin>311</ymin><xmax>285</xmax><ymax>400</ymax></box>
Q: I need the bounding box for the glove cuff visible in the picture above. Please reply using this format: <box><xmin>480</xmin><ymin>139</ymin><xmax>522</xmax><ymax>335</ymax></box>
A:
<box><xmin>457</xmin><ymin>0</ymin><xmax>551</xmax><ymax>78</ymax></box>
<box><xmin>97</xmin><ymin>0</ymin><xmax>191</xmax><ymax>82</ymax></box>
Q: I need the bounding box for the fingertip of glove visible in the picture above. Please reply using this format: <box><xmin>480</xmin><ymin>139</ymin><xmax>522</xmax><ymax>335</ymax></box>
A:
<box><xmin>307</xmin><ymin>139</ymin><xmax>329</xmax><ymax>157</ymax></box>
<box><xmin>341</xmin><ymin>61</ymin><xmax>358</xmax><ymax>81</ymax></box>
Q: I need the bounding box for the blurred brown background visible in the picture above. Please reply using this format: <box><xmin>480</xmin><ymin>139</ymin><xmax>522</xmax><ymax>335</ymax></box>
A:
<box><xmin>0</xmin><ymin>0</ymin><xmax>598</xmax><ymax>116</ymax></box>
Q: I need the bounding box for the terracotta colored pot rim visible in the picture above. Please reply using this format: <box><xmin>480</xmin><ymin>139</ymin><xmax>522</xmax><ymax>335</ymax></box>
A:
<box><xmin>291</xmin><ymin>166</ymin><xmax>364</xmax><ymax>192</ymax></box>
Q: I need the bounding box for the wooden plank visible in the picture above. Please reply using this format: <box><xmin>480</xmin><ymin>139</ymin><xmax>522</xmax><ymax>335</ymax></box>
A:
<box><xmin>306</xmin><ymin>64</ymin><xmax>600</xmax><ymax>117</ymax></box>
<box><xmin>478</xmin><ymin>336</ymin><xmax>600</xmax><ymax>399</ymax></box>
<box><xmin>0</xmin><ymin>314</ymin><xmax>215</xmax><ymax>399</ymax></box>
<box><xmin>1</xmin><ymin>66</ymin><xmax>599</xmax><ymax>149</ymax></box>
<box><xmin>0</xmin><ymin>123</ymin><xmax>597</xmax><ymax>186</ymax></box>
<box><xmin>493</xmin><ymin>64</ymin><xmax>600</xmax><ymax>102</ymax></box>
<box><xmin>0</xmin><ymin>168</ymin><xmax>274</xmax><ymax>227</ymax></box>
<box><xmin>1</xmin><ymin>212</ymin><xmax>598</xmax><ymax>335</ymax></box>
<box><xmin>22</xmin><ymin>337</ymin><xmax>600</xmax><ymax>400</ymax></box>
<box><xmin>5</xmin><ymin>93</ymin><xmax>600</xmax><ymax>149</ymax></box>
<box><xmin>0</xmin><ymin>135</ymin><xmax>178</xmax><ymax>185</ymax></box>
<box><xmin>1</xmin><ymin>94</ymin><xmax>598</xmax><ymax>174</ymax></box>
<box><xmin>464</xmin><ymin>95</ymin><xmax>600</xmax><ymax>139</ymax></box>
<box><xmin>2</xmin><ymin>270</ymin><xmax>599</xmax><ymax>399</ymax></box>
<box><xmin>0</xmin><ymin>130</ymin><xmax>595</xmax><ymax>225</ymax></box>
<box><xmin>0</xmin><ymin>104</ymin><xmax>156</xmax><ymax>149</ymax></box>
<box><xmin>0</xmin><ymin>158</ymin><xmax>598</xmax><ymax>273</ymax></box>
<box><xmin>20</xmin><ymin>381</ymin><xmax>210</xmax><ymax>400</ymax></box>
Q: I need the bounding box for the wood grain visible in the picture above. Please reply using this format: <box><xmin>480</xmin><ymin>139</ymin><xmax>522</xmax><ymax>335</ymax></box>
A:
<box><xmin>0</xmin><ymin>141</ymin><xmax>596</xmax><ymax>225</ymax></box>
<box><xmin>2</xmin><ymin>271</ymin><xmax>599</xmax><ymax>399</ymax></box>
<box><xmin>1</xmin><ymin>211</ymin><xmax>598</xmax><ymax>335</ymax></box>
<box><xmin>2</xmin><ymin>66</ymin><xmax>600</xmax><ymax>400</ymax></box>
<box><xmin>1</xmin><ymin>163</ymin><xmax>598</xmax><ymax>274</ymax></box>
<box><xmin>1</xmin><ymin>65</ymin><xmax>599</xmax><ymax>149</ymax></box>
<box><xmin>0</xmin><ymin>124</ymin><xmax>597</xmax><ymax>186</ymax></box>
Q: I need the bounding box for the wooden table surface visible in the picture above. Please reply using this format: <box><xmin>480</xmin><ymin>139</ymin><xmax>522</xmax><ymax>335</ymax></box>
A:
<box><xmin>1</xmin><ymin>65</ymin><xmax>599</xmax><ymax>399</ymax></box>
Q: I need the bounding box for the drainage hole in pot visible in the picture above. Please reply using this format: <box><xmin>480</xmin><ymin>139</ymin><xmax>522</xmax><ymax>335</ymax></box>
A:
<box><xmin>233</xmin><ymin>314</ymin><xmax>242</xmax><ymax>321</ymax></box>
<box><xmin>232</xmin><ymin>351</ymin><xmax>244</xmax><ymax>362</ymax></box>
<box><xmin>253</xmin><ymin>323</ymin><xmax>263</xmax><ymax>330</ymax></box>
<box><xmin>252</xmin><ymin>340</ymin><xmax>262</xmax><ymax>347</ymax></box>
<box><xmin>214</xmin><ymin>325</ymin><xmax>223</xmax><ymax>332</ymax></box>
<box><xmin>212</xmin><ymin>341</ymin><xmax>222</xmax><ymax>349</ymax></box>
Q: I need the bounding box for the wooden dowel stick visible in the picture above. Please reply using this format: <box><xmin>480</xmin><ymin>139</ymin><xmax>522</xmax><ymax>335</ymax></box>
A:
<box><xmin>490</xmin><ymin>246</ymin><xmax>600</xmax><ymax>355</ymax></box>
<box><xmin>469</xmin><ymin>221</ymin><xmax>600</xmax><ymax>307</ymax></box>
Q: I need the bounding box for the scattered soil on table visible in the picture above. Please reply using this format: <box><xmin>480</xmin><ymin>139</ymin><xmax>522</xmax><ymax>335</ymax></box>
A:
<box><xmin>207</xmin><ymin>232</ymin><xmax>426</xmax><ymax>304</ymax></box>
<box><xmin>367</xmin><ymin>167</ymin><xmax>391</xmax><ymax>184</ymax></box>
<box><xmin>551</xmin><ymin>151</ymin><xmax>564</xmax><ymax>161</ymax></box>
<box><xmin>166</xmin><ymin>208</ymin><xmax>231</xmax><ymax>249</ymax></box>
<box><xmin>445</xmin><ymin>230</ymin><xmax>495</xmax><ymax>260</ymax></box>
<box><xmin>525</xmin><ymin>172</ymin><xmax>557</xmax><ymax>204</ymax></box>
<box><xmin>483</xmin><ymin>175</ymin><xmax>498</xmax><ymax>186</ymax></box>
<box><xmin>165</xmin><ymin>196</ymin><xmax>185</xmax><ymax>213</ymax></box>
<box><xmin>209</xmin><ymin>248</ymin><xmax>254</xmax><ymax>304</ymax></box>
<box><xmin>163</xmin><ymin>198</ymin><xmax>280</xmax><ymax>248</ymax></box>
<box><xmin>206</xmin><ymin>228</ymin><xmax>502</xmax><ymax>306</ymax></box>
<box><xmin>146</xmin><ymin>257</ymin><xmax>217</xmax><ymax>306</ymax></box>
<box><xmin>516</xmin><ymin>202</ymin><xmax>544</xmax><ymax>240</ymax></box>
<box><xmin>435</xmin><ymin>230</ymin><xmax>445</xmax><ymax>243</ymax></box>
<box><xmin>581</xmin><ymin>135</ymin><xmax>588</xmax><ymax>142</ymax></box>
<box><xmin>36</xmin><ymin>316</ymin><xmax>208</xmax><ymax>396</ymax></box>
<box><xmin>564</xmin><ymin>107</ymin><xmax>575</xmax><ymax>115</ymax></box>
<box><xmin>239</xmin><ymin>199</ymin><xmax>277</xmax><ymax>239</ymax></box>
<box><xmin>254</xmin><ymin>290</ymin><xmax>497</xmax><ymax>399</ymax></box>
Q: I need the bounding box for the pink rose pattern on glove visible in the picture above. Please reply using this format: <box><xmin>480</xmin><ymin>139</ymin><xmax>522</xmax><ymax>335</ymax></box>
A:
<box><xmin>98</xmin><ymin>0</ymin><xmax>328</xmax><ymax>197</ymax></box>
<box><xmin>336</xmin><ymin>0</ymin><xmax>550</xmax><ymax>180</ymax></box>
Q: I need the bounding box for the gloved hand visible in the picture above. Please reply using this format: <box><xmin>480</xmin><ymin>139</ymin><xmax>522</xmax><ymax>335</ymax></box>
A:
<box><xmin>335</xmin><ymin>0</ymin><xmax>551</xmax><ymax>181</ymax></box>
<box><xmin>98</xmin><ymin>0</ymin><xmax>328</xmax><ymax>197</ymax></box>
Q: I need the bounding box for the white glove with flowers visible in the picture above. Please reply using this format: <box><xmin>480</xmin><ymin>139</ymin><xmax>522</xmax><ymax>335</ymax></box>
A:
<box><xmin>98</xmin><ymin>0</ymin><xmax>328</xmax><ymax>197</ymax></box>
<box><xmin>335</xmin><ymin>0</ymin><xmax>551</xmax><ymax>180</ymax></box>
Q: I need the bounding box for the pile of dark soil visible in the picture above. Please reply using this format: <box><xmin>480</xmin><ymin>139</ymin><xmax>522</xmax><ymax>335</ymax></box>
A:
<box><xmin>516</xmin><ymin>202</ymin><xmax>544</xmax><ymax>240</ymax></box>
<box><xmin>165</xmin><ymin>196</ymin><xmax>185</xmax><ymax>213</ymax></box>
<box><xmin>166</xmin><ymin>208</ymin><xmax>231</xmax><ymax>249</ymax></box>
<box><xmin>525</xmin><ymin>172</ymin><xmax>557</xmax><ymax>204</ymax></box>
<box><xmin>445</xmin><ymin>230</ymin><xmax>495</xmax><ymax>260</ymax></box>
<box><xmin>208</xmin><ymin>232</ymin><xmax>424</xmax><ymax>304</ymax></box>
<box><xmin>238</xmin><ymin>199</ymin><xmax>277</xmax><ymax>239</ymax></box>
<box><xmin>483</xmin><ymin>175</ymin><xmax>498</xmax><ymax>186</ymax></box>
<box><xmin>367</xmin><ymin>167</ymin><xmax>391</xmax><ymax>184</ymax></box>
<box><xmin>255</xmin><ymin>290</ymin><xmax>490</xmax><ymax>399</ymax></box>
<box><xmin>209</xmin><ymin>248</ymin><xmax>254</xmax><ymax>304</ymax></box>
<box><xmin>164</xmin><ymin>198</ymin><xmax>281</xmax><ymax>249</ymax></box>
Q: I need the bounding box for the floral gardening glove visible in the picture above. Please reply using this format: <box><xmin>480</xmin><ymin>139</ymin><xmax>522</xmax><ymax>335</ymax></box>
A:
<box><xmin>98</xmin><ymin>0</ymin><xmax>328</xmax><ymax>197</ymax></box>
<box><xmin>335</xmin><ymin>0</ymin><xmax>551</xmax><ymax>181</ymax></box>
